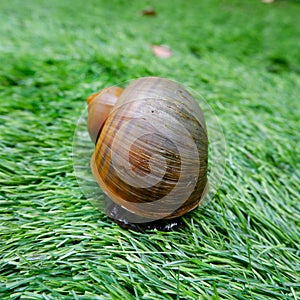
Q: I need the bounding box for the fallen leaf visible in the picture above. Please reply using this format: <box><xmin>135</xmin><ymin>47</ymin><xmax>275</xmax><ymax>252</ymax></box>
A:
<box><xmin>141</xmin><ymin>7</ymin><xmax>156</xmax><ymax>16</ymax></box>
<box><xmin>152</xmin><ymin>45</ymin><xmax>172</xmax><ymax>58</ymax></box>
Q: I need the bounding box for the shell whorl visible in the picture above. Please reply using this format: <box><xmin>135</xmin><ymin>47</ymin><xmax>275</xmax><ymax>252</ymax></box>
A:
<box><xmin>90</xmin><ymin>77</ymin><xmax>208</xmax><ymax>222</ymax></box>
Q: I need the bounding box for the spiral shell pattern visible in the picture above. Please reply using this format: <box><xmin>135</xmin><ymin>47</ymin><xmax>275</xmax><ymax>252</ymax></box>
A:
<box><xmin>91</xmin><ymin>77</ymin><xmax>208</xmax><ymax>222</ymax></box>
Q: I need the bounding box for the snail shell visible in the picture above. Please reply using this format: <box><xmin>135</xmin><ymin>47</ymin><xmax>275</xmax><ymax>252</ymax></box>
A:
<box><xmin>88</xmin><ymin>77</ymin><xmax>208</xmax><ymax>222</ymax></box>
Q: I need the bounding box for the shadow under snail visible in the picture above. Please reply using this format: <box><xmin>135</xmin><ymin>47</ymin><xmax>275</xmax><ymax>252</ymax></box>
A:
<box><xmin>87</xmin><ymin>77</ymin><xmax>208</xmax><ymax>231</ymax></box>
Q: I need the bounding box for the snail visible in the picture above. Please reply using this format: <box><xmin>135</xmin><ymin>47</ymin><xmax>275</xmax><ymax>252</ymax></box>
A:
<box><xmin>87</xmin><ymin>77</ymin><xmax>208</xmax><ymax>231</ymax></box>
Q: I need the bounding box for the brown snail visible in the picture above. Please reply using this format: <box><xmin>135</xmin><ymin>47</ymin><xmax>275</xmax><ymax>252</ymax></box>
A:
<box><xmin>87</xmin><ymin>77</ymin><xmax>208</xmax><ymax>230</ymax></box>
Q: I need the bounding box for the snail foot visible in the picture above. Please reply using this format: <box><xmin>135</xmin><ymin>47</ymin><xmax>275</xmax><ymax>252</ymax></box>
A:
<box><xmin>104</xmin><ymin>196</ymin><xmax>186</xmax><ymax>232</ymax></box>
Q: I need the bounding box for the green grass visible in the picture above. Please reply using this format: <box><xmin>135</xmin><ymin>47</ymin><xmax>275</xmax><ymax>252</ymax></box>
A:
<box><xmin>0</xmin><ymin>0</ymin><xmax>299</xmax><ymax>299</ymax></box>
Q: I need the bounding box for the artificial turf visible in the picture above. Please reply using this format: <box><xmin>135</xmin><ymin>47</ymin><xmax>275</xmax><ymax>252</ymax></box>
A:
<box><xmin>0</xmin><ymin>0</ymin><xmax>299</xmax><ymax>299</ymax></box>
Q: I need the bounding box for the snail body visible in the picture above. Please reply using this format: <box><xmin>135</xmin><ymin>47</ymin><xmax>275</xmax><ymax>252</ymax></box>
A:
<box><xmin>87</xmin><ymin>77</ymin><xmax>208</xmax><ymax>228</ymax></box>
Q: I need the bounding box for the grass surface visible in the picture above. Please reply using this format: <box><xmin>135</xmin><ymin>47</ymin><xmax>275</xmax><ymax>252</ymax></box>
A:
<box><xmin>0</xmin><ymin>0</ymin><xmax>299</xmax><ymax>299</ymax></box>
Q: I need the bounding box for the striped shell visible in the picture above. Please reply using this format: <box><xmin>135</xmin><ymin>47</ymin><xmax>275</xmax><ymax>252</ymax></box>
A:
<box><xmin>89</xmin><ymin>77</ymin><xmax>208</xmax><ymax>221</ymax></box>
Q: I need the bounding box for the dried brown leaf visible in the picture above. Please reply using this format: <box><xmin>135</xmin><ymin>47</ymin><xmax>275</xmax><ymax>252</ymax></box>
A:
<box><xmin>151</xmin><ymin>45</ymin><xmax>172</xmax><ymax>58</ymax></box>
<box><xmin>141</xmin><ymin>7</ymin><xmax>156</xmax><ymax>16</ymax></box>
